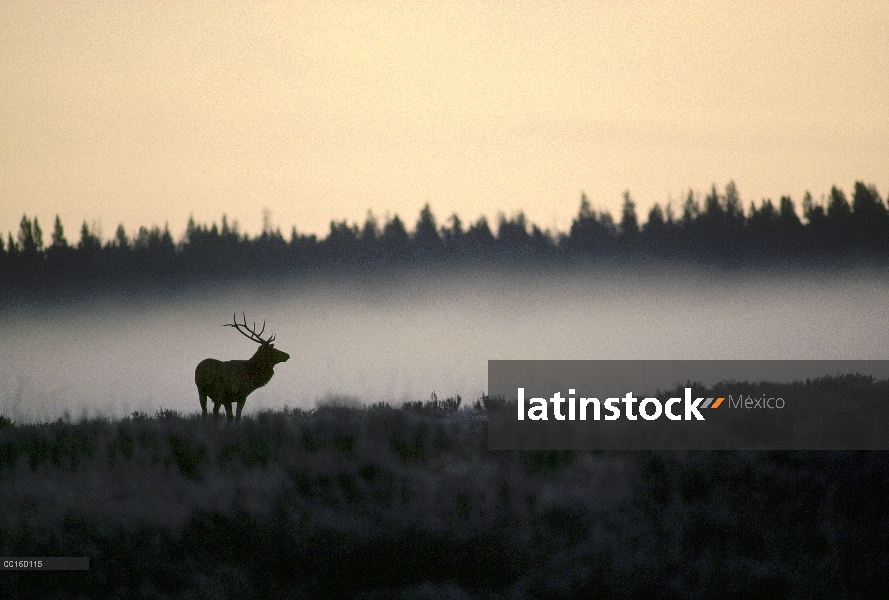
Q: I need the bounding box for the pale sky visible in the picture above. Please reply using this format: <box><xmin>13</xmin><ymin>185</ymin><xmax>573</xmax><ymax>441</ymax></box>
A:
<box><xmin>2</xmin><ymin>1</ymin><xmax>887</xmax><ymax>242</ymax></box>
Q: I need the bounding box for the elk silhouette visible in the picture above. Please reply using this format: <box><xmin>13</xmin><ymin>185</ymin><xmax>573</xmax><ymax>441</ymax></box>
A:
<box><xmin>195</xmin><ymin>313</ymin><xmax>290</xmax><ymax>421</ymax></box>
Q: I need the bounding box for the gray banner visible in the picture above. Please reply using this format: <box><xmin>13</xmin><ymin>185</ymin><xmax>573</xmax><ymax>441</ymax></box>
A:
<box><xmin>488</xmin><ymin>360</ymin><xmax>889</xmax><ymax>450</ymax></box>
<box><xmin>1</xmin><ymin>557</ymin><xmax>89</xmax><ymax>570</ymax></box>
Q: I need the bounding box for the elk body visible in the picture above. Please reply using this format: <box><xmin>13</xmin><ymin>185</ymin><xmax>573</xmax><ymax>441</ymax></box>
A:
<box><xmin>195</xmin><ymin>313</ymin><xmax>290</xmax><ymax>421</ymax></box>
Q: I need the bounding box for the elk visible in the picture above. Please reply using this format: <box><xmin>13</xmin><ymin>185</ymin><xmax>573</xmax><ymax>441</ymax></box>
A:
<box><xmin>195</xmin><ymin>312</ymin><xmax>290</xmax><ymax>421</ymax></box>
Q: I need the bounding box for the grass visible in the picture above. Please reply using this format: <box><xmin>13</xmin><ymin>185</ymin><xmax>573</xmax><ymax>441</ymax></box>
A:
<box><xmin>0</xmin><ymin>390</ymin><xmax>887</xmax><ymax>598</ymax></box>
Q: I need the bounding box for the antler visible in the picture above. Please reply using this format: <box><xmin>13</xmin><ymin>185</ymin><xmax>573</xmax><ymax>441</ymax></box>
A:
<box><xmin>224</xmin><ymin>311</ymin><xmax>275</xmax><ymax>344</ymax></box>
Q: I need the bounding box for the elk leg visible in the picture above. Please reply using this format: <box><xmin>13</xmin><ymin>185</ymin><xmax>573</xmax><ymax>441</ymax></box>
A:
<box><xmin>235</xmin><ymin>399</ymin><xmax>245</xmax><ymax>421</ymax></box>
<box><xmin>199</xmin><ymin>392</ymin><xmax>208</xmax><ymax>419</ymax></box>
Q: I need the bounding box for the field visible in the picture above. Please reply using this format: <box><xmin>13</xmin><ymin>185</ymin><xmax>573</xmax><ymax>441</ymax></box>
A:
<box><xmin>1</xmin><ymin>392</ymin><xmax>887</xmax><ymax>598</ymax></box>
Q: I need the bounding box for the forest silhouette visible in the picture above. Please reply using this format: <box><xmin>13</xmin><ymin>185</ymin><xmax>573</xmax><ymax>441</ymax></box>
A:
<box><xmin>3</xmin><ymin>181</ymin><xmax>887</xmax><ymax>302</ymax></box>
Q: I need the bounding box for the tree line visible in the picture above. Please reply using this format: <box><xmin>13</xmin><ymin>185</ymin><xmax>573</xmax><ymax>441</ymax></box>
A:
<box><xmin>2</xmin><ymin>181</ymin><xmax>887</xmax><ymax>300</ymax></box>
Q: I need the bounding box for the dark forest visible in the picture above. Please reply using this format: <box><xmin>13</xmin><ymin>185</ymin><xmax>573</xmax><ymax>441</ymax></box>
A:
<box><xmin>3</xmin><ymin>181</ymin><xmax>887</xmax><ymax>303</ymax></box>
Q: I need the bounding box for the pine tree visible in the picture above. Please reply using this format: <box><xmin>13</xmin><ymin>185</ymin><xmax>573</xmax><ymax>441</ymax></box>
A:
<box><xmin>620</xmin><ymin>190</ymin><xmax>639</xmax><ymax>237</ymax></box>
<box><xmin>51</xmin><ymin>215</ymin><xmax>68</xmax><ymax>248</ymax></box>
<box><xmin>18</xmin><ymin>215</ymin><xmax>41</xmax><ymax>256</ymax></box>
<box><xmin>413</xmin><ymin>204</ymin><xmax>441</xmax><ymax>256</ymax></box>
<box><xmin>6</xmin><ymin>233</ymin><xmax>17</xmax><ymax>257</ymax></box>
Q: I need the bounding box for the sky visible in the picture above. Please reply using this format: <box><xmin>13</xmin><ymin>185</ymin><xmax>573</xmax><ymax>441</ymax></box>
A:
<box><xmin>2</xmin><ymin>1</ymin><xmax>887</xmax><ymax>243</ymax></box>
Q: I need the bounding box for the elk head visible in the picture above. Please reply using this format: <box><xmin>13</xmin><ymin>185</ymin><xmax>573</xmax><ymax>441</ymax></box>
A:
<box><xmin>225</xmin><ymin>312</ymin><xmax>290</xmax><ymax>367</ymax></box>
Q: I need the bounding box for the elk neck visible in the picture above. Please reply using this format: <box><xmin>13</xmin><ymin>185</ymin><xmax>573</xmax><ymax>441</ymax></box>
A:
<box><xmin>246</xmin><ymin>345</ymin><xmax>277</xmax><ymax>385</ymax></box>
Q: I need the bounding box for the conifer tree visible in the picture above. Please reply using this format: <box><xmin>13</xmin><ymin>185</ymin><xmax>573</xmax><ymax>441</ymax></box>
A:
<box><xmin>51</xmin><ymin>215</ymin><xmax>67</xmax><ymax>248</ymax></box>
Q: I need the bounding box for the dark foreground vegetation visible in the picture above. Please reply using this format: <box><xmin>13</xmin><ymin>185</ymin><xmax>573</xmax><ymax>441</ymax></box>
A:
<box><xmin>1</xmin><ymin>388</ymin><xmax>887</xmax><ymax>598</ymax></box>
<box><xmin>3</xmin><ymin>181</ymin><xmax>889</xmax><ymax>304</ymax></box>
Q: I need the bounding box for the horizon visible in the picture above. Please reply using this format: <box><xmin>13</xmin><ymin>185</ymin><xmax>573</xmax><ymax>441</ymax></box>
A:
<box><xmin>3</xmin><ymin>178</ymin><xmax>882</xmax><ymax>247</ymax></box>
